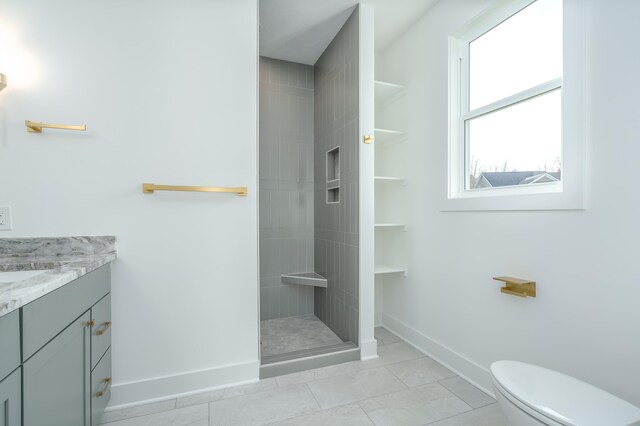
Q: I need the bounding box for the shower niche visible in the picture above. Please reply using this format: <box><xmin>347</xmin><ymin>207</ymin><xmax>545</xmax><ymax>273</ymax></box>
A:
<box><xmin>326</xmin><ymin>147</ymin><xmax>340</xmax><ymax>204</ymax></box>
<box><xmin>258</xmin><ymin>3</ymin><xmax>373</xmax><ymax>377</ymax></box>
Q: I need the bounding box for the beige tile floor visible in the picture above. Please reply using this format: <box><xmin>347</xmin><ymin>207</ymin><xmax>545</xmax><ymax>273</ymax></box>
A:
<box><xmin>100</xmin><ymin>328</ymin><xmax>508</xmax><ymax>426</ymax></box>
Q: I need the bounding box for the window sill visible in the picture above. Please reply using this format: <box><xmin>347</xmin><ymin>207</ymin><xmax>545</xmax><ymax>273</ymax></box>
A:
<box><xmin>441</xmin><ymin>186</ymin><xmax>585</xmax><ymax>211</ymax></box>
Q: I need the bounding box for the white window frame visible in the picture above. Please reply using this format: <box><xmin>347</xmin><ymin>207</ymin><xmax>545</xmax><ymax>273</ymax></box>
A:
<box><xmin>445</xmin><ymin>0</ymin><xmax>586</xmax><ymax>211</ymax></box>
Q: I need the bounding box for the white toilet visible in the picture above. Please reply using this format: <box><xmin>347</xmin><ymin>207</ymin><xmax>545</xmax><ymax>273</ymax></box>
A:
<box><xmin>491</xmin><ymin>361</ymin><xmax>640</xmax><ymax>426</ymax></box>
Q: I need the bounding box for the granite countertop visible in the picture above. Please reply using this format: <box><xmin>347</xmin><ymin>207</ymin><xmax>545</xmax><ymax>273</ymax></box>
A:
<box><xmin>0</xmin><ymin>236</ymin><xmax>117</xmax><ymax>317</ymax></box>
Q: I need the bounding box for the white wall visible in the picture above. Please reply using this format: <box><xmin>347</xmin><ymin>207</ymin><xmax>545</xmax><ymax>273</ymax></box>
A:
<box><xmin>378</xmin><ymin>0</ymin><xmax>640</xmax><ymax>406</ymax></box>
<box><xmin>0</xmin><ymin>0</ymin><xmax>259</xmax><ymax>407</ymax></box>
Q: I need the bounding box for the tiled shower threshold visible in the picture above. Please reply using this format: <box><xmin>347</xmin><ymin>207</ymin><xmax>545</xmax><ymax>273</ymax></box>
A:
<box><xmin>262</xmin><ymin>341</ymin><xmax>358</xmax><ymax>365</ymax></box>
<box><xmin>260</xmin><ymin>343</ymin><xmax>360</xmax><ymax>379</ymax></box>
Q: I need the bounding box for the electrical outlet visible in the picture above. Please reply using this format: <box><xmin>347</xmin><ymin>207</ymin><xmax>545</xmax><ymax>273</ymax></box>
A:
<box><xmin>0</xmin><ymin>206</ymin><xmax>12</xmax><ymax>231</ymax></box>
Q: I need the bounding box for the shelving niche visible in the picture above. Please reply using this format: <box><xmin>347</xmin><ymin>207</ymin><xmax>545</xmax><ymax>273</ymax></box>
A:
<box><xmin>374</xmin><ymin>80</ymin><xmax>407</xmax><ymax>277</ymax></box>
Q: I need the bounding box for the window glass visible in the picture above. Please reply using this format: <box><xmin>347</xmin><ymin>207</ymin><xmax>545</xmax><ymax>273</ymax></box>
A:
<box><xmin>469</xmin><ymin>0</ymin><xmax>562</xmax><ymax>110</ymax></box>
<box><xmin>467</xmin><ymin>89</ymin><xmax>561</xmax><ymax>189</ymax></box>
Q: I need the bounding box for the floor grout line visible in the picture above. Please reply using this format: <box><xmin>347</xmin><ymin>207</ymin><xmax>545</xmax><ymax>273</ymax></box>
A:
<box><xmin>99</xmin><ymin>398</ymin><xmax>178</xmax><ymax>425</ymax></box>
<box><xmin>258</xmin><ymin>383</ymin><xmax>323</xmax><ymax>426</ymax></box>
<box><xmin>420</xmin><ymin>402</ymin><xmax>490</xmax><ymax>426</ymax></box>
<box><xmin>357</xmin><ymin>400</ymin><xmax>378</xmax><ymax>425</ymax></box>
<box><xmin>304</xmin><ymin>381</ymin><xmax>323</xmax><ymax>411</ymax></box>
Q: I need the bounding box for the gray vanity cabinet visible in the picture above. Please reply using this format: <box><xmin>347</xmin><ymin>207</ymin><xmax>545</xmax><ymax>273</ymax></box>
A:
<box><xmin>23</xmin><ymin>312</ymin><xmax>92</xmax><ymax>426</ymax></box>
<box><xmin>0</xmin><ymin>368</ymin><xmax>21</xmax><ymax>426</ymax></box>
<box><xmin>0</xmin><ymin>308</ymin><xmax>21</xmax><ymax>426</ymax></box>
<box><xmin>18</xmin><ymin>265</ymin><xmax>112</xmax><ymax>426</ymax></box>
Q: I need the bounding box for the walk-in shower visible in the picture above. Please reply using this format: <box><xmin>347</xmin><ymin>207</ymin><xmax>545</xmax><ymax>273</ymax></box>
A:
<box><xmin>259</xmin><ymin>6</ymin><xmax>361</xmax><ymax>376</ymax></box>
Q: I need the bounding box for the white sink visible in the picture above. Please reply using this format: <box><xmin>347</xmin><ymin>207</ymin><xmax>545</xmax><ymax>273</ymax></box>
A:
<box><xmin>0</xmin><ymin>270</ymin><xmax>49</xmax><ymax>283</ymax></box>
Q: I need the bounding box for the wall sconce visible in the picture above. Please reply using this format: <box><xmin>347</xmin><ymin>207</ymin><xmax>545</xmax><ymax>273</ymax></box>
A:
<box><xmin>0</xmin><ymin>73</ymin><xmax>6</xmax><ymax>91</ymax></box>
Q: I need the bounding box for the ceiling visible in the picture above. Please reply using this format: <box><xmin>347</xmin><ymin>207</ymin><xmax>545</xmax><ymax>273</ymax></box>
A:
<box><xmin>259</xmin><ymin>0</ymin><xmax>440</xmax><ymax>65</ymax></box>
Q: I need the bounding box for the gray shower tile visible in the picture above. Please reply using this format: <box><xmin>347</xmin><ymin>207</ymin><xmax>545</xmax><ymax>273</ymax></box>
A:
<box><xmin>260</xmin><ymin>9</ymin><xmax>359</xmax><ymax>338</ymax></box>
<box><xmin>260</xmin><ymin>289</ymin><xmax>269</xmax><ymax>321</ymax></box>
<box><xmin>277</xmin><ymin>286</ymin><xmax>290</xmax><ymax>318</ymax></box>
<box><xmin>265</xmin><ymin>286</ymin><xmax>280</xmax><ymax>320</ymax></box>
<box><xmin>260</xmin><ymin>275</ymin><xmax>280</xmax><ymax>288</ymax></box>
<box><xmin>261</xmin><ymin>238</ymin><xmax>281</xmax><ymax>278</ymax></box>
<box><xmin>280</xmin><ymin>85</ymin><xmax>313</xmax><ymax>99</ymax></box>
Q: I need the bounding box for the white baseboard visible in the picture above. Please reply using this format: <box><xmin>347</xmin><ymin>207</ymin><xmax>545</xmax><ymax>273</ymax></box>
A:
<box><xmin>359</xmin><ymin>338</ymin><xmax>379</xmax><ymax>361</ymax></box>
<box><xmin>381</xmin><ymin>313</ymin><xmax>495</xmax><ymax>397</ymax></box>
<box><xmin>108</xmin><ymin>360</ymin><xmax>260</xmax><ymax>410</ymax></box>
<box><xmin>374</xmin><ymin>312</ymin><xmax>383</xmax><ymax>327</ymax></box>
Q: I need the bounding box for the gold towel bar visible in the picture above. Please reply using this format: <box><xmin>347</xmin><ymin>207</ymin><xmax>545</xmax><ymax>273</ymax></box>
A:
<box><xmin>26</xmin><ymin>120</ymin><xmax>86</xmax><ymax>133</ymax></box>
<box><xmin>142</xmin><ymin>183</ymin><xmax>247</xmax><ymax>196</ymax></box>
<box><xmin>493</xmin><ymin>276</ymin><xmax>536</xmax><ymax>298</ymax></box>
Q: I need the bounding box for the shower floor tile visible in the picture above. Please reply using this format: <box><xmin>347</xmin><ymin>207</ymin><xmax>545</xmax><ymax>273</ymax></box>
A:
<box><xmin>261</xmin><ymin>315</ymin><xmax>344</xmax><ymax>357</ymax></box>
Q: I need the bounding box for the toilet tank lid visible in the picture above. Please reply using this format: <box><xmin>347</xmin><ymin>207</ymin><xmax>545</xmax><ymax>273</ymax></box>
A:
<box><xmin>491</xmin><ymin>361</ymin><xmax>640</xmax><ymax>426</ymax></box>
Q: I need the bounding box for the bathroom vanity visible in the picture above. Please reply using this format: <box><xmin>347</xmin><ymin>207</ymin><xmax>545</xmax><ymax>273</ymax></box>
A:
<box><xmin>0</xmin><ymin>237</ymin><xmax>116</xmax><ymax>426</ymax></box>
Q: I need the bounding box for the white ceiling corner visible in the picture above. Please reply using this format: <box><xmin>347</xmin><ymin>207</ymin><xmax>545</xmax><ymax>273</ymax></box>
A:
<box><xmin>259</xmin><ymin>0</ymin><xmax>358</xmax><ymax>65</ymax></box>
<box><xmin>259</xmin><ymin>0</ymin><xmax>440</xmax><ymax>65</ymax></box>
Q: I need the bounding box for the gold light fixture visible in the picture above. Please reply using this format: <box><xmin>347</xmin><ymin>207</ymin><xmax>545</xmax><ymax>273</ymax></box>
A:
<box><xmin>0</xmin><ymin>73</ymin><xmax>6</xmax><ymax>91</ymax></box>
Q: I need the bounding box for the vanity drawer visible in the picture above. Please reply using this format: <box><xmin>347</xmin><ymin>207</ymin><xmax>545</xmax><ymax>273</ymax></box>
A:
<box><xmin>22</xmin><ymin>265</ymin><xmax>110</xmax><ymax>361</ymax></box>
<box><xmin>91</xmin><ymin>293</ymin><xmax>111</xmax><ymax>369</ymax></box>
<box><xmin>91</xmin><ymin>348</ymin><xmax>111</xmax><ymax>426</ymax></box>
<box><xmin>0</xmin><ymin>310</ymin><xmax>20</xmax><ymax>382</ymax></box>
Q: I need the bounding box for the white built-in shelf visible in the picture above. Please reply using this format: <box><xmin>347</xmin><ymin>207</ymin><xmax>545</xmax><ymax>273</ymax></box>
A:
<box><xmin>375</xmin><ymin>223</ymin><xmax>406</xmax><ymax>229</ymax></box>
<box><xmin>375</xmin><ymin>265</ymin><xmax>407</xmax><ymax>276</ymax></box>
<box><xmin>375</xmin><ymin>80</ymin><xmax>406</xmax><ymax>107</ymax></box>
<box><xmin>374</xmin><ymin>176</ymin><xmax>406</xmax><ymax>184</ymax></box>
<box><xmin>374</xmin><ymin>128</ymin><xmax>406</xmax><ymax>145</ymax></box>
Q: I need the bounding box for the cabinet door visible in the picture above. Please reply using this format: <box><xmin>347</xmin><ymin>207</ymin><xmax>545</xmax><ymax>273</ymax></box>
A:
<box><xmin>23</xmin><ymin>311</ymin><xmax>91</xmax><ymax>426</ymax></box>
<box><xmin>0</xmin><ymin>310</ymin><xmax>20</xmax><ymax>382</ymax></box>
<box><xmin>0</xmin><ymin>368</ymin><xmax>21</xmax><ymax>426</ymax></box>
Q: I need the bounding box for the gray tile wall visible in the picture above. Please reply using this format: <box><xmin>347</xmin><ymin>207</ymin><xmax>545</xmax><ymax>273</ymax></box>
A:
<box><xmin>259</xmin><ymin>57</ymin><xmax>315</xmax><ymax>320</ymax></box>
<box><xmin>313</xmin><ymin>8</ymin><xmax>360</xmax><ymax>344</ymax></box>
